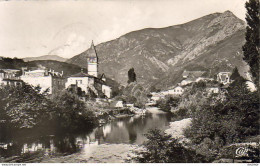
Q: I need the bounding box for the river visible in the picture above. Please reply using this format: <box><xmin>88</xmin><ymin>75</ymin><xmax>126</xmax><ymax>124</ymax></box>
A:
<box><xmin>0</xmin><ymin>107</ymin><xmax>172</xmax><ymax>163</ymax></box>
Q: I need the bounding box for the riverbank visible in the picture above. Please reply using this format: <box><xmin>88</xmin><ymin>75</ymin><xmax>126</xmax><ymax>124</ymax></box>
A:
<box><xmin>0</xmin><ymin>106</ymin><xmax>174</xmax><ymax>163</ymax></box>
<box><xmin>41</xmin><ymin>143</ymin><xmax>140</xmax><ymax>163</ymax></box>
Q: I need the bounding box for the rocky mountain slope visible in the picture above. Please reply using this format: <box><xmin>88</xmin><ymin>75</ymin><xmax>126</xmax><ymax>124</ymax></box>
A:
<box><xmin>23</xmin><ymin>55</ymin><xmax>67</xmax><ymax>62</ymax></box>
<box><xmin>67</xmin><ymin>11</ymin><xmax>246</xmax><ymax>89</ymax></box>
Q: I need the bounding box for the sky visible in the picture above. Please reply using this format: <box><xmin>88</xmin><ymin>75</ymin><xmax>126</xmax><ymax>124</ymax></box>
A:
<box><xmin>0</xmin><ymin>0</ymin><xmax>247</xmax><ymax>59</ymax></box>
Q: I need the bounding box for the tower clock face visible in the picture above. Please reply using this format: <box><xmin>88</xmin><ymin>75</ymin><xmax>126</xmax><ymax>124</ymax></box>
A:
<box><xmin>89</xmin><ymin>58</ymin><xmax>97</xmax><ymax>63</ymax></box>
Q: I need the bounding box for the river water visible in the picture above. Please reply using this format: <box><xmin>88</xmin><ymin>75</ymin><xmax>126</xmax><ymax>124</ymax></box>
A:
<box><xmin>0</xmin><ymin>107</ymin><xmax>172</xmax><ymax>163</ymax></box>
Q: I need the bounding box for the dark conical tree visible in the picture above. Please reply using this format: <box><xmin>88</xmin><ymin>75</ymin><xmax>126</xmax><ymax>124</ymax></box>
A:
<box><xmin>230</xmin><ymin>67</ymin><xmax>245</xmax><ymax>82</ymax></box>
<box><xmin>127</xmin><ymin>68</ymin><xmax>136</xmax><ymax>84</ymax></box>
<box><xmin>242</xmin><ymin>0</ymin><xmax>259</xmax><ymax>86</ymax></box>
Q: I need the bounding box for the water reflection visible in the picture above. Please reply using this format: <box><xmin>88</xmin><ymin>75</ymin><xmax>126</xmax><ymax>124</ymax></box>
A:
<box><xmin>0</xmin><ymin>111</ymin><xmax>172</xmax><ymax>160</ymax></box>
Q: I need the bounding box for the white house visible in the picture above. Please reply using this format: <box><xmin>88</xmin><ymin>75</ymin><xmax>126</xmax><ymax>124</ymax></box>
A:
<box><xmin>206</xmin><ymin>87</ymin><xmax>220</xmax><ymax>94</ymax></box>
<box><xmin>65</xmin><ymin>72</ymin><xmax>96</xmax><ymax>94</ymax></box>
<box><xmin>151</xmin><ymin>92</ymin><xmax>164</xmax><ymax>101</ymax></box>
<box><xmin>102</xmin><ymin>84</ymin><xmax>112</xmax><ymax>98</ymax></box>
<box><xmin>166</xmin><ymin>86</ymin><xmax>184</xmax><ymax>95</ymax></box>
<box><xmin>21</xmin><ymin>69</ymin><xmax>65</xmax><ymax>95</ymax></box>
<box><xmin>110</xmin><ymin>100</ymin><xmax>124</xmax><ymax>108</ymax></box>
<box><xmin>217</xmin><ymin>72</ymin><xmax>231</xmax><ymax>85</ymax></box>
<box><xmin>180</xmin><ymin>78</ymin><xmax>195</xmax><ymax>86</ymax></box>
<box><xmin>0</xmin><ymin>69</ymin><xmax>23</xmax><ymax>86</ymax></box>
<box><xmin>65</xmin><ymin>41</ymin><xmax>112</xmax><ymax>98</ymax></box>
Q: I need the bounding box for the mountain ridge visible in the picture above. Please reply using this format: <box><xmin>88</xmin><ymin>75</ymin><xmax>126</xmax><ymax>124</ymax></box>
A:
<box><xmin>67</xmin><ymin>11</ymin><xmax>247</xmax><ymax>89</ymax></box>
<box><xmin>23</xmin><ymin>55</ymin><xmax>67</xmax><ymax>62</ymax></box>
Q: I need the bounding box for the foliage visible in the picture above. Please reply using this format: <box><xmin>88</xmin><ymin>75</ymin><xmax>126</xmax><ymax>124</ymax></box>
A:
<box><xmin>51</xmin><ymin>91</ymin><xmax>98</xmax><ymax>132</ymax></box>
<box><xmin>242</xmin><ymin>0</ymin><xmax>259</xmax><ymax>85</ymax></box>
<box><xmin>150</xmin><ymin>85</ymin><xmax>161</xmax><ymax>93</ymax></box>
<box><xmin>230</xmin><ymin>67</ymin><xmax>241</xmax><ymax>81</ymax></box>
<box><xmin>0</xmin><ymin>84</ymin><xmax>52</xmax><ymax>129</ymax></box>
<box><xmin>127</xmin><ymin>67</ymin><xmax>136</xmax><ymax>84</ymax></box>
<box><xmin>184</xmin><ymin>75</ymin><xmax>259</xmax><ymax>160</ymax></box>
<box><xmin>121</xmin><ymin>82</ymin><xmax>148</xmax><ymax>108</ymax></box>
<box><xmin>0</xmin><ymin>84</ymin><xmax>97</xmax><ymax>133</ymax></box>
<box><xmin>177</xmin><ymin>84</ymin><xmax>209</xmax><ymax>117</ymax></box>
<box><xmin>133</xmin><ymin>129</ymin><xmax>206</xmax><ymax>163</ymax></box>
<box><xmin>156</xmin><ymin>95</ymin><xmax>180</xmax><ymax>112</ymax></box>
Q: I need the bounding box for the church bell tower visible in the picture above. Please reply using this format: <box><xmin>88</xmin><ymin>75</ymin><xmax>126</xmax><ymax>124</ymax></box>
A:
<box><xmin>87</xmin><ymin>40</ymin><xmax>98</xmax><ymax>77</ymax></box>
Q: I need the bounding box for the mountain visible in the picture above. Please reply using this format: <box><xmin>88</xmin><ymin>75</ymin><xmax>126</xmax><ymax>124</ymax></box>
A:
<box><xmin>67</xmin><ymin>11</ymin><xmax>247</xmax><ymax>89</ymax></box>
<box><xmin>23</xmin><ymin>55</ymin><xmax>67</xmax><ymax>62</ymax></box>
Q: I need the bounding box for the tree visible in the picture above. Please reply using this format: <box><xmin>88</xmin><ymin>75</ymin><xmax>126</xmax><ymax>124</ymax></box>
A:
<box><xmin>0</xmin><ymin>84</ymin><xmax>52</xmax><ymax>129</ymax></box>
<box><xmin>242</xmin><ymin>0</ymin><xmax>259</xmax><ymax>86</ymax></box>
<box><xmin>52</xmin><ymin>90</ymin><xmax>97</xmax><ymax>132</ymax></box>
<box><xmin>127</xmin><ymin>68</ymin><xmax>136</xmax><ymax>83</ymax></box>
<box><xmin>133</xmin><ymin>129</ymin><xmax>206</xmax><ymax>163</ymax></box>
<box><xmin>230</xmin><ymin>67</ymin><xmax>240</xmax><ymax>80</ymax></box>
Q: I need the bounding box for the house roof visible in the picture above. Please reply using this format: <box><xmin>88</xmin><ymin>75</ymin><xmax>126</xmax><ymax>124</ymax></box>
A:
<box><xmin>87</xmin><ymin>40</ymin><xmax>98</xmax><ymax>58</ymax></box>
<box><xmin>167</xmin><ymin>85</ymin><xmax>183</xmax><ymax>90</ymax></box>
<box><xmin>182</xmin><ymin>78</ymin><xmax>196</xmax><ymax>82</ymax></box>
<box><xmin>182</xmin><ymin>70</ymin><xmax>206</xmax><ymax>78</ymax></box>
<box><xmin>69</xmin><ymin>72</ymin><xmax>95</xmax><ymax>78</ymax></box>
<box><xmin>100</xmin><ymin>73</ymin><xmax>106</xmax><ymax>80</ymax></box>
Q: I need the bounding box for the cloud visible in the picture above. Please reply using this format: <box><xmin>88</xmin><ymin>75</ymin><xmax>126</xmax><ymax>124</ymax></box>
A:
<box><xmin>49</xmin><ymin>33</ymin><xmax>89</xmax><ymax>58</ymax></box>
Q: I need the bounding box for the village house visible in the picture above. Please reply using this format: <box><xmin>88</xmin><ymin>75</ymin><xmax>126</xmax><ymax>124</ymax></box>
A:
<box><xmin>100</xmin><ymin>74</ymin><xmax>112</xmax><ymax>98</ymax></box>
<box><xmin>0</xmin><ymin>69</ymin><xmax>23</xmax><ymax>86</ymax></box>
<box><xmin>181</xmin><ymin>70</ymin><xmax>207</xmax><ymax>86</ymax></box>
<box><xmin>162</xmin><ymin>86</ymin><xmax>184</xmax><ymax>96</ymax></box>
<box><xmin>182</xmin><ymin>70</ymin><xmax>206</xmax><ymax>79</ymax></box>
<box><xmin>21</xmin><ymin>69</ymin><xmax>65</xmax><ymax>95</ymax></box>
<box><xmin>110</xmin><ymin>100</ymin><xmax>124</xmax><ymax>108</ymax></box>
<box><xmin>180</xmin><ymin>78</ymin><xmax>196</xmax><ymax>86</ymax></box>
<box><xmin>206</xmin><ymin>86</ymin><xmax>220</xmax><ymax>94</ymax></box>
<box><xmin>150</xmin><ymin>92</ymin><xmax>164</xmax><ymax>101</ymax></box>
<box><xmin>217</xmin><ymin>72</ymin><xmax>231</xmax><ymax>85</ymax></box>
<box><xmin>65</xmin><ymin>41</ymin><xmax>112</xmax><ymax>98</ymax></box>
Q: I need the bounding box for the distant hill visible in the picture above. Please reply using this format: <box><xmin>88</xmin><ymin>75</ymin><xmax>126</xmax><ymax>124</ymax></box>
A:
<box><xmin>0</xmin><ymin>57</ymin><xmax>81</xmax><ymax>77</ymax></box>
<box><xmin>23</xmin><ymin>55</ymin><xmax>67</xmax><ymax>62</ymax></box>
<box><xmin>67</xmin><ymin>11</ymin><xmax>248</xmax><ymax>89</ymax></box>
<box><xmin>0</xmin><ymin>57</ymin><xmax>120</xmax><ymax>91</ymax></box>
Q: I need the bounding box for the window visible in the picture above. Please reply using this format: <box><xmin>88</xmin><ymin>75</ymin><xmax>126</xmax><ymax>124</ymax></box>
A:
<box><xmin>76</xmin><ymin>80</ymin><xmax>82</xmax><ymax>84</ymax></box>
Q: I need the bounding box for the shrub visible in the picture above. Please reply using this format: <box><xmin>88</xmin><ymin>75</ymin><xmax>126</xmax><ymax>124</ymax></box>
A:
<box><xmin>51</xmin><ymin>91</ymin><xmax>98</xmax><ymax>132</ymax></box>
<box><xmin>133</xmin><ymin>129</ymin><xmax>206</xmax><ymax>163</ymax></box>
<box><xmin>185</xmin><ymin>78</ymin><xmax>259</xmax><ymax>150</ymax></box>
<box><xmin>156</xmin><ymin>95</ymin><xmax>180</xmax><ymax>112</ymax></box>
<box><xmin>0</xmin><ymin>84</ymin><xmax>52</xmax><ymax>129</ymax></box>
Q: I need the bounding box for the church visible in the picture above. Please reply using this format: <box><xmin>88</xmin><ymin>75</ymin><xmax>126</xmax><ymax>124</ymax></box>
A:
<box><xmin>65</xmin><ymin>41</ymin><xmax>112</xmax><ymax>98</ymax></box>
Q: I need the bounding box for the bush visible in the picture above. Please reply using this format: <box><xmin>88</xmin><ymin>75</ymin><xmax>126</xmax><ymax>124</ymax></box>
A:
<box><xmin>51</xmin><ymin>91</ymin><xmax>98</xmax><ymax>132</ymax></box>
<box><xmin>156</xmin><ymin>95</ymin><xmax>180</xmax><ymax>112</ymax></box>
<box><xmin>0</xmin><ymin>85</ymin><xmax>98</xmax><ymax>134</ymax></box>
<box><xmin>133</xmin><ymin>129</ymin><xmax>206</xmax><ymax>163</ymax></box>
<box><xmin>184</xmin><ymin>78</ymin><xmax>259</xmax><ymax>160</ymax></box>
<box><xmin>0</xmin><ymin>84</ymin><xmax>52</xmax><ymax>129</ymax></box>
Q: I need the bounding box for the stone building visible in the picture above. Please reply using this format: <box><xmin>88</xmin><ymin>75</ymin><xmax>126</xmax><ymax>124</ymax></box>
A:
<box><xmin>217</xmin><ymin>72</ymin><xmax>231</xmax><ymax>85</ymax></box>
<box><xmin>21</xmin><ymin>69</ymin><xmax>65</xmax><ymax>95</ymax></box>
<box><xmin>65</xmin><ymin>41</ymin><xmax>112</xmax><ymax>98</ymax></box>
<box><xmin>162</xmin><ymin>86</ymin><xmax>184</xmax><ymax>96</ymax></box>
<box><xmin>0</xmin><ymin>69</ymin><xmax>23</xmax><ymax>86</ymax></box>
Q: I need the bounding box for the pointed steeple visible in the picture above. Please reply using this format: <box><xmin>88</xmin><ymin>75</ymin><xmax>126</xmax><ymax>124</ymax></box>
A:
<box><xmin>88</xmin><ymin>40</ymin><xmax>98</xmax><ymax>58</ymax></box>
<box><xmin>91</xmin><ymin>40</ymin><xmax>94</xmax><ymax>48</ymax></box>
<box><xmin>87</xmin><ymin>40</ymin><xmax>98</xmax><ymax>77</ymax></box>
